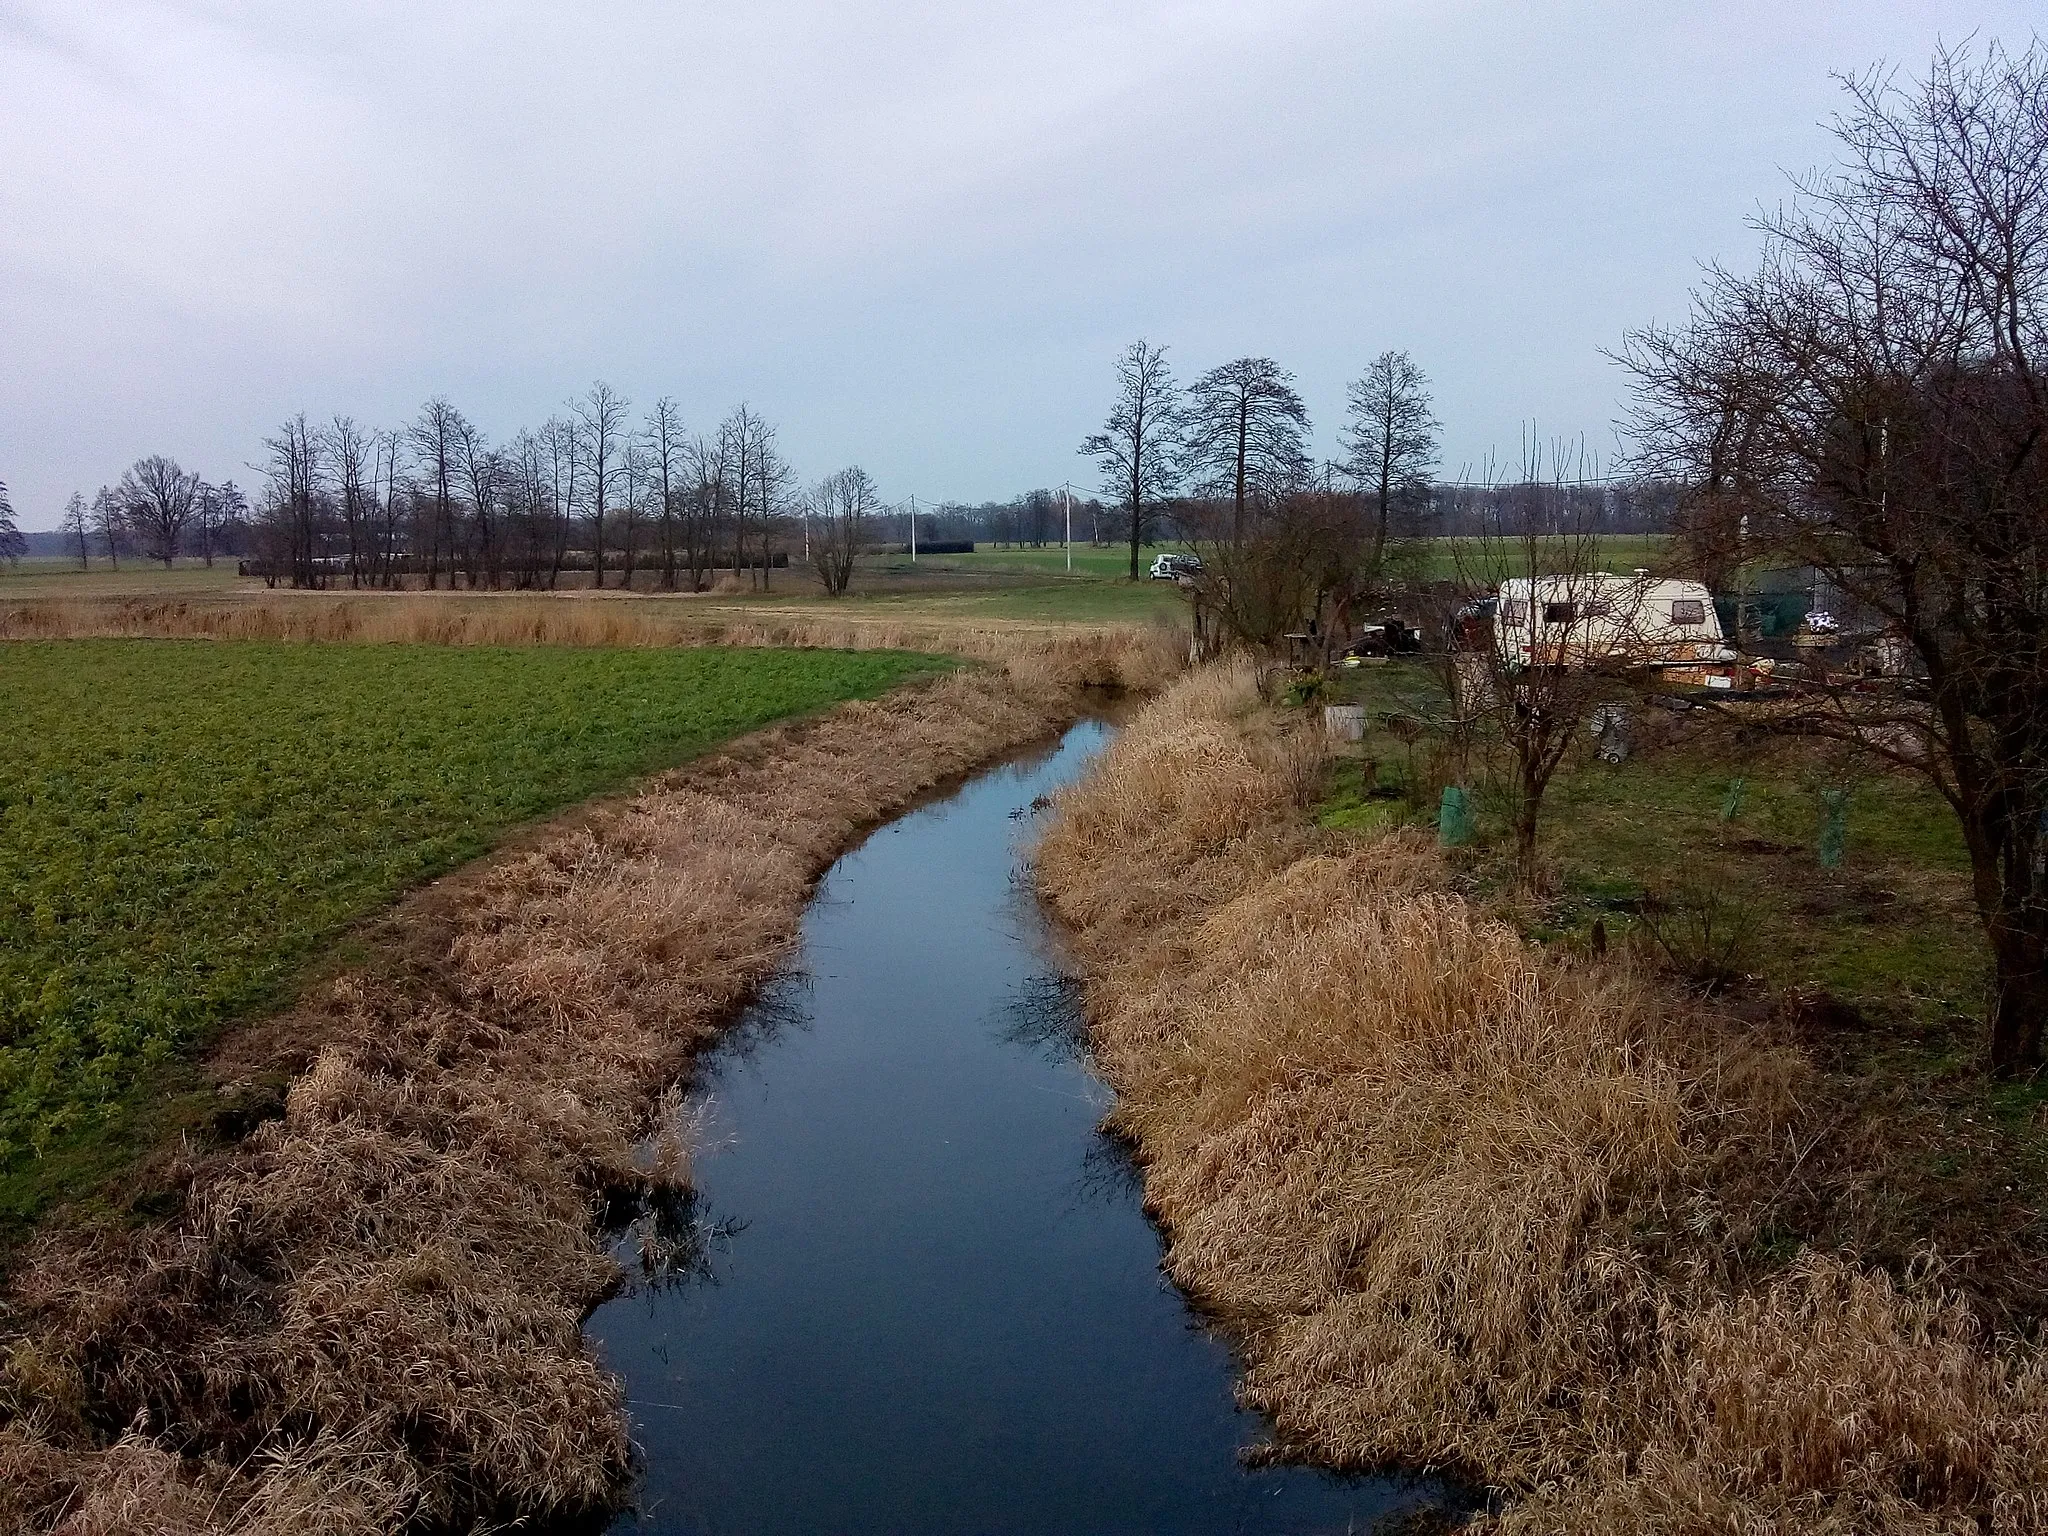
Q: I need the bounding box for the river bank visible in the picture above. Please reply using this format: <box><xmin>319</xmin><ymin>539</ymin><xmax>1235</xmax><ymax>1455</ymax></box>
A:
<box><xmin>585</xmin><ymin>716</ymin><xmax>1451</xmax><ymax>1533</ymax></box>
<box><xmin>0</xmin><ymin>630</ymin><xmax>1177</xmax><ymax>1533</ymax></box>
<box><xmin>1032</xmin><ymin>661</ymin><xmax>2047</xmax><ymax>1533</ymax></box>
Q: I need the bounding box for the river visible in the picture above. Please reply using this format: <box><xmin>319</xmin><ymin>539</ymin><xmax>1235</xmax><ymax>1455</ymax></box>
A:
<box><xmin>585</xmin><ymin>718</ymin><xmax>1451</xmax><ymax>1534</ymax></box>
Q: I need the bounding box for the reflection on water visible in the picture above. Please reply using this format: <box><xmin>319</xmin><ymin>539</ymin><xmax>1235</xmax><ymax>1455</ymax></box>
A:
<box><xmin>586</xmin><ymin>720</ymin><xmax>1456</xmax><ymax>1535</ymax></box>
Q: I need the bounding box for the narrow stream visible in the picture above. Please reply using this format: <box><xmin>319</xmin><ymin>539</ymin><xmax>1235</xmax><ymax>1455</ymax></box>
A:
<box><xmin>587</xmin><ymin>720</ymin><xmax>1448</xmax><ymax>1534</ymax></box>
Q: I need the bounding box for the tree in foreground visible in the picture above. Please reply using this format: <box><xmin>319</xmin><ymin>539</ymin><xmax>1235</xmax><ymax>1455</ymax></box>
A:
<box><xmin>1342</xmin><ymin>349</ymin><xmax>1441</xmax><ymax>579</ymax></box>
<box><xmin>807</xmin><ymin>466</ymin><xmax>880</xmax><ymax>596</ymax></box>
<box><xmin>1441</xmin><ymin>461</ymin><xmax>1625</xmax><ymax>891</ymax></box>
<box><xmin>1620</xmin><ymin>40</ymin><xmax>2048</xmax><ymax>1071</ymax></box>
<box><xmin>1081</xmin><ymin>339</ymin><xmax>1181</xmax><ymax>580</ymax></box>
<box><xmin>116</xmin><ymin>455</ymin><xmax>202</xmax><ymax>566</ymax></box>
<box><xmin>1180</xmin><ymin>356</ymin><xmax>1309</xmax><ymax>543</ymax></box>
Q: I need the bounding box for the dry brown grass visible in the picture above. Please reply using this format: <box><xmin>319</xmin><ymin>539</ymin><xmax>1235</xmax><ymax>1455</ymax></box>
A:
<box><xmin>1033</xmin><ymin>661</ymin><xmax>2048</xmax><ymax>1533</ymax></box>
<box><xmin>0</xmin><ymin>634</ymin><xmax>1175</xmax><ymax>1533</ymax></box>
<box><xmin>0</xmin><ymin>589</ymin><xmax>1181</xmax><ymax>669</ymax></box>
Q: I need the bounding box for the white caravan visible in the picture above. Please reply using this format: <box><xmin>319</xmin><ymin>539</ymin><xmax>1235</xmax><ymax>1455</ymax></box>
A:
<box><xmin>1494</xmin><ymin>573</ymin><xmax>1738</xmax><ymax>681</ymax></box>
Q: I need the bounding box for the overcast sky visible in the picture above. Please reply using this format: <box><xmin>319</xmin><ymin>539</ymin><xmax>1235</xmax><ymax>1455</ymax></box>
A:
<box><xmin>1</xmin><ymin>2</ymin><xmax>2037</xmax><ymax>528</ymax></box>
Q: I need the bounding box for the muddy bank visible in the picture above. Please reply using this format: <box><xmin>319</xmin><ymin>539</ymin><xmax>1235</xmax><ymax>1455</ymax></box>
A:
<box><xmin>0</xmin><ymin>633</ymin><xmax>1176</xmax><ymax>1534</ymax></box>
<box><xmin>1031</xmin><ymin>661</ymin><xmax>2048</xmax><ymax>1533</ymax></box>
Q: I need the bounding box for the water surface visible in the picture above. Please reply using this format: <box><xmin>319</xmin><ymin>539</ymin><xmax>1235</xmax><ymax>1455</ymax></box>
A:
<box><xmin>589</xmin><ymin>720</ymin><xmax>1446</xmax><ymax>1534</ymax></box>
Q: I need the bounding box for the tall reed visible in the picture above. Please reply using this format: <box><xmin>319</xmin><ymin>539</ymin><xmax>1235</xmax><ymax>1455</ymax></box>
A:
<box><xmin>1033</xmin><ymin>663</ymin><xmax>2048</xmax><ymax>1532</ymax></box>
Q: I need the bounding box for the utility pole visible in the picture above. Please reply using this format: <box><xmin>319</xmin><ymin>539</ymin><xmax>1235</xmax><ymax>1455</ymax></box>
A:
<box><xmin>1062</xmin><ymin>483</ymin><xmax>1072</xmax><ymax>573</ymax></box>
<box><xmin>909</xmin><ymin>494</ymin><xmax>917</xmax><ymax>563</ymax></box>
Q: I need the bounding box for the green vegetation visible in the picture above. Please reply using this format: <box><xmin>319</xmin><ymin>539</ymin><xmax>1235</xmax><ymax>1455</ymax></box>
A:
<box><xmin>1311</xmin><ymin>660</ymin><xmax>2046</xmax><ymax>1311</ymax></box>
<box><xmin>931</xmin><ymin>543</ymin><xmax>1187</xmax><ymax>579</ymax></box>
<box><xmin>0</xmin><ymin>558</ymin><xmax>243</xmax><ymax>598</ymax></box>
<box><xmin>1394</xmin><ymin>533</ymin><xmax>1673</xmax><ymax>581</ymax></box>
<box><xmin>1313</xmin><ymin>660</ymin><xmax>1985</xmax><ymax>1030</ymax></box>
<box><xmin>0</xmin><ymin>639</ymin><xmax>941</xmax><ymax>1209</ymax></box>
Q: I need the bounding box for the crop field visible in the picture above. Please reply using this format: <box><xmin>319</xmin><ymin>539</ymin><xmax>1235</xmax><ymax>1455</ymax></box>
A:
<box><xmin>0</xmin><ymin>638</ymin><xmax>942</xmax><ymax>1215</ymax></box>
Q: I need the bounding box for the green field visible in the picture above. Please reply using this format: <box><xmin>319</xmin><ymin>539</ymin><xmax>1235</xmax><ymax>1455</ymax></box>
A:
<box><xmin>0</xmin><ymin>640</ymin><xmax>942</xmax><ymax>1210</ymax></box>
<box><xmin>0</xmin><ymin>557</ymin><xmax>244</xmax><ymax>597</ymax></box>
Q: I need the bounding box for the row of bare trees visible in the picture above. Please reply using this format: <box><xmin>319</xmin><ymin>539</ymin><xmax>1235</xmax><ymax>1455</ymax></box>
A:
<box><xmin>40</xmin><ymin>385</ymin><xmax>911</xmax><ymax>599</ymax></box>
<box><xmin>1080</xmin><ymin>341</ymin><xmax>1443</xmax><ymax>582</ymax></box>
<box><xmin>53</xmin><ymin>463</ymin><xmax>249</xmax><ymax>571</ymax></box>
<box><xmin>246</xmin><ymin>385</ymin><xmax>819</xmax><ymax>594</ymax></box>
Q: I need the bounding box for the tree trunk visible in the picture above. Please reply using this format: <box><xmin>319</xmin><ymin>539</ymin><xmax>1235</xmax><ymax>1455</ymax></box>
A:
<box><xmin>1988</xmin><ymin>916</ymin><xmax>2048</xmax><ymax>1073</ymax></box>
<box><xmin>1513</xmin><ymin>783</ymin><xmax>1541</xmax><ymax>889</ymax></box>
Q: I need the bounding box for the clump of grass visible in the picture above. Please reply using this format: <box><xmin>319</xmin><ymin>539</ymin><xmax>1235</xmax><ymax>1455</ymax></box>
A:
<box><xmin>1635</xmin><ymin>881</ymin><xmax>1759</xmax><ymax>993</ymax></box>
<box><xmin>0</xmin><ymin>640</ymin><xmax>1173</xmax><ymax>1532</ymax></box>
<box><xmin>1033</xmin><ymin>663</ymin><xmax>2048</xmax><ymax>1531</ymax></box>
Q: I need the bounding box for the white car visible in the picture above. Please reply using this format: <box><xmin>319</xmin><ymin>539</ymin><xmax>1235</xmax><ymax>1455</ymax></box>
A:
<box><xmin>1150</xmin><ymin>553</ymin><xmax>1201</xmax><ymax>581</ymax></box>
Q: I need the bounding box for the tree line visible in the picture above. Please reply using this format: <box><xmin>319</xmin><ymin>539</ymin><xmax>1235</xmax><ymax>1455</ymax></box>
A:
<box><xmin>50</xmin><ymin>387</ymin><xmax>912</xmax><ymax>596</ymax></box>
<box><xmin>1079</xmin><ymin>342</ymin><xmax>1442</xmax><ymax>584</ymax></box>
<box><xmin>250</xmin><ymin>387</ymin><xmax>815</xmax><ymax>593</ymax></box>
<box><xmin>1079</xmin><ymin>342</ymin><xmax>1675</xmax><ymax>590</ymax></box>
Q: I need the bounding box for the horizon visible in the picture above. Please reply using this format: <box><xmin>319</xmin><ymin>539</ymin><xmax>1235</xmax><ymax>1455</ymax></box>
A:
<box><xmin>2</xmin><ymin>2</ymin><xmax>2037</xmax><ymax>531</ymax></box>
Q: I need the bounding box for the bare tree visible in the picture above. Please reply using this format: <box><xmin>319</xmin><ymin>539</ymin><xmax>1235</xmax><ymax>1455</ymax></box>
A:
<box><xmin>644</xmin><ymin>398</ymin><xmax>688</xmax><ymax>590</ymax></box>
<box><xmin>1444</xmin><ymin>471</ymin><xmax>1625</xmax><ymax>890</ymax></box>
<box><xmin>327</xmin><ymin>416</ymin><xmax>375</xmax><ymax>587</ymax></box>
<box><xmin>684</xmin><ymin>431</ymin><xmax>725</xmax><ymax>590</ymax></box>
<box><xmin>117</xmin><ymin>455</ymin><xmax>201</xmax><ymax>566</ymax></box>
<box><xmin>717</xmin><ymin>404</ymin><xmax>766</xmax><ymax>587</ymax></box>
<box><xmin>216</xmin><ymin>480</ymin><xmax>249</xmax><ymax>563</ymax></box>
<box><xmin>1082</xmin><ymin>339</ymin><xmax>1182</xmax><ymax>581</ymax></box>
<box><xmin>1184</xmin><ymin>484</ymin><xmax>1358</xmax><ymax>650</ymax></box>
<box><xmin>504</xmin><ymin>429</ymin><xmax>554</xmax><ymax>588</ymax></box>
<box><xmin>262</xmin><ymin>414</ymin><xmax>325</xmax><ymax>588</ymax></box>
<box><xmin>542</xmin><ymin>415</ymin><xmax>579</xmax><ymax>588</ymax></box>
<box><xmin>90</xmin><ymin>486</ymin><xmax>123</xmax><ymax>569</ymax></box>
<box><xmin>1181</xmin><ymin>356</ymin><xmax>1311</xmax><ymax>543</ymax></box>
<box><xmin>189</xmin><ymin>483</ymin><xmax>222</xmax><ymax>568</ymax></box>
<box><xmin>573</xmin><ymin>381</ymin><xmax>630</xmax><ymax>588</ymax></box>
<box><xmin>408</xmin><ymin>398</ymin><xmax>466</xmax><ymax>589</ymax></box>
<box><xmin>0</xmin><ymin>480</ymin><xmax>21</xmax><ymax>564</ymax></box>
<box><xmin>756</xmin><ymin>433</ymin><xmax>795</xmax><ymax>591</ymax></box>
<box><xmin>618</xmin><ymin>440</ymin><xmax>650</xmax><ymax>589</ymax></box>
<box><xmin>807</xmin><ymin>465</ymin><xmax>880</xmax><ymax>596</ymax></box>
<box><xmin>456</xmin><ymin>416</ymin><xmax>502</xmax><ymax>588</ymax></box>
<box><xmin>1620</xmin><ymin>40</ymin><xmax>2048</xmax><ymax>1071</ymax></box>
<box><xmin>1343</xmin><ymin>350</ymin><xmax>1441</xmax><ymax>579</ymax></box>
<box><xmin>369</xmin><ymin>439</ymin><xmax>403</xmax><ymax>588</ymax></box>
<box><xmin>61</xmin><ymin>491</ymin><xmax>89</xmax><ymax>568</ymax></box>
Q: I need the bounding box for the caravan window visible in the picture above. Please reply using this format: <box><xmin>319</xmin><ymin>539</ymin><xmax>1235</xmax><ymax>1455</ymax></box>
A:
<box><xmin>1500</xmin><ymin>598</ymin><xmax>1526</xmax><ymax>624</ymax></box>
<box><xmin>1542</xmin><ymin>601</ymin><xmax>1577</xmax><ymax>625</ymax></box>
<box><xmin>1670</xmin><ymin>598</ymin><xmax>1706</xmax><ymax>626</ymax></box>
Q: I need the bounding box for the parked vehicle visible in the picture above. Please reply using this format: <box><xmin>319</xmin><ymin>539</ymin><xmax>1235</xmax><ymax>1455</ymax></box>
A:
<box><xmin>1340</xmin><ymin>616</ymin><xmax>1422</xmax><ymax>661</ymax></box>
<box><xmin>1149</xmin><ymin>552</ymin><xmax>1202</xmax><ymax>580</ymax></box>
<box><xmin>1493</xmin><ymin>573</ymin><xmax>1739</xmax><ymax>683</ymax></box>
